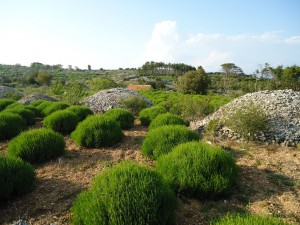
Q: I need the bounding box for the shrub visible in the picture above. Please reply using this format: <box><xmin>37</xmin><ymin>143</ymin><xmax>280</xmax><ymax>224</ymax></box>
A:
<box><xmin>177</xmin><ymin>66</ymin><xmax>210</xmax><ymax>95</ymax></box>
<box><xmin>2</xmin><ymin>102</ymin><xmax>39</xmax><ymax>118</ymax></box>
<box><xmin>225</xmin><ymin>102</ymin><xmax>268</xmax><ymax>140</ymax></box>
<box><xmin>119</xmin><ymin>96</ymin><xmax>148</xmax><ymax>116</ymax></box>
<box><xmin>105</xmin><ymin>108</ymin><xmax>135</xmax><ymax>129</ymax></box>
<box><xmin>66</xmin><ymin>105</ymin><xmax>94</xmax><ymax>121</ymax></box>
<box><xmin>43</xmin><ymin>110</ymin><xmax>79</xmax><ymax>134</ymax></box>
<box><xmin>23</xmin><ymin>105</ymin><xmax>40</xmax><ymax>117</ymax></box>
<box><xmin>0</xmin><ymin>112</ymin><xmax>26</xmax><ymax>140</ymax></box>
<box><xmin>30</xmin><ymin>100</ymin><xmax>48</xmax><ymax>107</ymax></box>
<box><xmin>149</xmin><ymin>113</ymin><xmax>187</xmax><ymax>130</ymax></box>
<box><xmin>71</xmin><ymin>115</ymin><xmax>123</xmax><ymax>148</ymax></box>
<box><xmin>7</xmin><ymin>128</ymin><xmax>65</xmax><ymax>164</ymax></box>
<box><xmin>0</xmin><ymin>99</ymin><xmax>15</xmax><ymax>111</ymax></box>
<box><xmin>4</xmin><ymin>102</ymin><xmax>25</xmax><ymax>109</ymax></box>
<box><xmin>42</xmin><ymin>102</ymin><xmax>70</xmax><ymax>116</ymax></box>
<box><xmin>139</xmin><ymin>106</ymin><xmax>167</xmax><ymax>126</ymax></box>
<box><xmin>141</xmin><ymin>125</ymin><xmax>199</xmax><ymax>159</ymax></box>
<box><xmin>3</xmin><ymin>108</ymin><xmax>35</xmax><ymax>126</ymax></box>
<box><xmin>35</xmin><ymin>101</ymin><xmax>56</xmax><ymax>117</ymax></box>
<box><xmin>71</xmin><ymin>161</ymin><xmax>177</xmax><ymax>225</ymax></box>
<box><xmin>156</xmin><ymin>141</ymin><xmax>238</xmax><ymax>199</ymax></box>
<box><xmin>0</xmin><ymin>156</ymin><xmax>35</xmax><ymax>200</ymax></box>
<box><xmin>213</xmin><ymin>214</ymin><xmax>290</xmax><ymax>225</ymax></box>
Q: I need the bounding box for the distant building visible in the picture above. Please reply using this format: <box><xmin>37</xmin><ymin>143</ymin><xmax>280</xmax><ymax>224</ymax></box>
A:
<box><xmin>127</xmin><ymin>84</ymin><xmax>152</xmax><ymax>91</ymax></box>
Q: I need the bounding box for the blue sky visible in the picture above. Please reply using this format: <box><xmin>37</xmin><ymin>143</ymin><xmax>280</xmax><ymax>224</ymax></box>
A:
<box><xmin>0</xmin><ymin>0</ymin><xmax>300</xmax><ymax>73</ymax></box>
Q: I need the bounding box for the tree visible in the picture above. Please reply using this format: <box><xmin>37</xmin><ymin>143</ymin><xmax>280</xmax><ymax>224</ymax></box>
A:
<box><xmin>177</xmin><ymin>66</ymin><xmax>210</xmax><ymax>95</ymax></box>
<box><xmin>88</xmin><ymin>65</ymin><xmax>91</xmax><ymax>71</ymax></box>
<box><xmin>88</xmin><ymin>78</ymin><xmax>118</xmax><ymax>92</ymax></box>
<box><xmin>36</xmin><ymin>71</ymin><xmax>53</xmax><ymax>85</ymax></box>
<box><xmin>220</xmin><ymin>63</ymin><xmax>243</xmax><ymax>93</ymax></box>
<box><xmin>282</xmin><ymin>65</ymin><xmax>300</xmax><ymax>90</ymax></box>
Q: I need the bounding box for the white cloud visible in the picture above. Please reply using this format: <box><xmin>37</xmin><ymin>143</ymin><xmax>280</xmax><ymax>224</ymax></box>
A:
<box><xmin>139</xmin><ymin>21</ymin><xmax>299</xmax><ymax>73</ymax></box>
<box><xmin>139</xmin><ymin>20</ymin><xmax>179</xmax><ymax>63</ymax></box>
<box><xmin>193</xmin><ymin>50</ymin><xmax>233</xmax><ymax>72</ymax></box>
<box><xmin>284</xmin><ymin>36</ymin><xmax>300</xmax><ymax>44</ymax></box>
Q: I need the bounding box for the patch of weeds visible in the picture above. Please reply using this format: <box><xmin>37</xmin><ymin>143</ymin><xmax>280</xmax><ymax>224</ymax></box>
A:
<box><xmin>255</xmin><ymin>159</ymin><xmax>262</xmax><ymax>167</ymax></box>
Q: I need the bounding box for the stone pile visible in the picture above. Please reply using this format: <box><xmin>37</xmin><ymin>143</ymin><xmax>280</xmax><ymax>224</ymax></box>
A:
<box><xmin>18</xmin><ymin>93</ymin><xmax>57</xmax><ymax>105</ymax></box>
<box><xmin>81</xmin><ymin>88</ymin><xmax>153</xmax><ymax>114</ymax></box>
<box><xmin>191</xmin><ymin>89</ymin><xmax>300</xmax><ymax>146</ymax></box>
<box><xmin>0</xmin><ymin>85</ymin><xmax>24</xmax><ymax>98</ymax></box>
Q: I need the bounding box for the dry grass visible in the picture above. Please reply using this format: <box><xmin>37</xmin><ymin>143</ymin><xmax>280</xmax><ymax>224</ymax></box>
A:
<box><xmin>0</xmin><ymin>120</ymin><xmax>300</xmax><ymax>225</ymax></box>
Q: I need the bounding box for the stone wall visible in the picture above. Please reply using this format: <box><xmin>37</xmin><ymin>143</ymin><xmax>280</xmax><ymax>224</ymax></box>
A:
<box><xmin>81</xmin><ymin>88</ymin><xmax>153</xmax><ymax>114</ymax></box>
<box><xmin>191</xmin><ymin>89</ymin><xmax>300</xmax><ymax>146</ymax></box>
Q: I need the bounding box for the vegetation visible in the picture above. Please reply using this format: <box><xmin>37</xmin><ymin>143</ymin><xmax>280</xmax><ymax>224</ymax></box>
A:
<box><xmin>149</xmin><ymin>113</ymin><xmax>187</xmax><ymax>130</ymax></box>
<box><xmin>225</xmin><ymin>102</ymin><xmax>268</xmax><ymax>140</ymax></box>
<box><xmin>0</xmin><ymin>99</ymin><xmax>15</xmax><ymax>111</ymax></box>
<box><xmin>119</xmin><ymin>96</ymin><xmax>148</xmax><ymax>116</ymax></box>
<box><xmin>141</xmin><ymin>125</ymin><xmax>200</xmax><ymax>159</ymax></box>
<box><xmin>104</xmin><ymin>108</ymin><xmax>135</xmax><ymax>129</ymax></box>
<box><xmin>212</xmin><ymin>214</ymin><xmax>290</xmax><ymax>225</ymax></box>
<box><xmin>71</xmin><ymin>161</ymin><xmax>177</xmax><ymax>225</ymax></box>
<box><xmin>140</xmin><ymin>91</ymin><xmax>231</xmax><ymax>120</ymax></box>
<box><xmin>177</xmin><ymin>66</ymin><xmax>211</xmax><ymax>95</ymax></box>
<box><xmin>139</xmin><ymin>106</ymin><xmax>167</xmax><ymax>126</ymax></box>
<box><xmin>0</xmin><ymin>156</ymin><xmax>35</xmax><ymax>200</ymax></box>
<box><xmin>42</xmin><ymin>102</ymin><xmax>70</xmax><ymax>116</ymax></box>
<box><xmin>156</xmin><ymin>141</ymin><xmax>238</xmax><ymax>199</ymax></box>
<box><xmin>0</xmin><ymin>112</ymin><xmax>26</xmax><ymax>140</ymax></box>
<box><xmin>87</xmin><ymin>78</ymin><xmax>118</xmax><ymax>93</ymax></box>
<box><xmin>66</xmin><ymin>106</ymin><xmax>93</xmax><ymax>121</ymax></box>
<box><xmin>43</xmin><ymin>110</ymin><xmax>79</xmax><ymax>134</ymax></box>
<box><xmin>71</xmin><ymin>115</ymin><xmax>123</xmax><ymax>148</ymax></box>
<box><xmin>7</xmin><ymin>128</ymin><xmax>65</xmax><ymax>164</ymax></box>
<box><xmin>3</xmin><ymin>108</ymin><xmax>35</xmax><ymax>126</ymax></box>
<box><xmin>35</xmin><ymin>101</ymin><xmax>56</xmax><ymax>117</ymax></box>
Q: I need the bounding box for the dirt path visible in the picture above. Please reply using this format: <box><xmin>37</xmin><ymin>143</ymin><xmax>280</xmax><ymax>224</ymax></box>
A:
<box><xmin>0</xmin><ymin>123</ymin><xmax>299</xmax><ymax>225</ymax></box>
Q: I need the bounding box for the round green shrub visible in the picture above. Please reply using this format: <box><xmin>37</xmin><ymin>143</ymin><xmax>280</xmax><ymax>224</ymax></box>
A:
<box><xmin>149</xmin><ymin>113</ymin><xmax>187</xmax><ymax>130</ymax></box>
<box><xmin>42</xmin><ymin>102</ymin><xmax>70</xmax><ymax>116</ymax></box>
<box><xmin>29</xmin><ymin>99</ymin><xmax>48</xmax><ymax>107</ymax></box>
<box><xmin>71</xmin><ymin>161</ymin><xmax>177</xmax><ymax>225</ymax></box>
<box><xmin>66</xmin><ymin>105</ymin><xmax>93</xmax><ymax>121</ymax></box>
<box><xmin>213</xmin><ymin>214</ymin><xmax>290</xmax><ymax>225</ymax></box>
<box><xmin>71</xmin><ymin>115</ymin><xmax>123</xmax><ymax>148</ymax></box>
<box><xmin>156</xmin><ymin>141</ymin><xmax>238</xmax><ymax>199</ymax></box>
<box><xmin>43</xmin><ymin>110</ymin><xmax>79</xmax><ymax>134</ymax></box>
<box><xmin>0</xmin><ymin>99</ymin><xmax>16</xmax><ymax>111</ymax></box>
<box><xmin>35</xmin><ymin>101</ymin><xmax>56</xmax><ymax>117</ymax></box>
<box><xmin>24</xmin><ymin>105</ymin><xmax>40</xmax><ymax>117</ymax></box>
<box><xmin>139</xmin><ymin>106</ymin><xmax>167</xmax><ymax>126</ymax></box>
<box><xmin>0</xmin><ymin>112</ymin><xmax>26</xmax><ymax>140</ymax></box>
<box><xmin>5</xmin><ymin>102</ymin><xmax>25</xmax><ymax>110</ymax></box>
<box><xmin>141</xmin><ymin>125</ymin><xmax>199</xmax><ymax>159</ymax></box>
<box><xmin>7</xmin><ymin>128</ymin><xmax>65</xmax><ymax>164</ymax></box>
<box><xmin>0</xmin><ymin>156</ymin><xmax>35</xmax><ymax>200</ymax></box>
<box><xmin>105</xmin><ymin>108</ymin><xmax>135</xmax><ymax>129</ymax></box>
<box><xmin>3</xmin><ymin>108</ymin><xmax>35</xmax><ymax>126</ymax></box>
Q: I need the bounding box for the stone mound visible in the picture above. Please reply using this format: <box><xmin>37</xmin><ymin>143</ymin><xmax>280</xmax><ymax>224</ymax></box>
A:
<box><xmin>81</xmin><ymin>88</ymin><xmax>153</xmax><ymax>114</ymax></box>
<box><xmin>18</xmin><ymin>93</ymin><xmax>57</xmax><ymax>105</ymax></box>
<box><xmin>191</xmin><ymin>89</ymin><xmax>300</xmax><ymax>146</ymax></box>
<box><xmin>0</xmin><ymin>85</ymin><xmax>24</xmax><ymax>98</ymax></box>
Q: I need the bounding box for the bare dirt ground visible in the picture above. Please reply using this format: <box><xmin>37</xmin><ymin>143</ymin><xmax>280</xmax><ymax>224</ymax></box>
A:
<box><xmin>0</xmin><ymin>120</ymin><xmax>299</xmax><ymax>225</ymax></box>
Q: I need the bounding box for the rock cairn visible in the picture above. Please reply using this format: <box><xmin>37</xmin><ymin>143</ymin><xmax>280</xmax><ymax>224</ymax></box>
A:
<box><xmin>0</xmin><ymin>85</ymin><xmax>24</xmax><ymax>98</ymax></box>
<box><xmin>18</xmin><ymin>93</ymin><xmax>57</xmax><ymax>105</ymax></box>
<box><xmin>191</xmin><ymin>89</ymin><xmax>300</xmax><ymax>146</ymax></box>
<box><xmin>81</xmin><ymin>88</ymin><xmax>153</xmax><ymax>114</ymax></box>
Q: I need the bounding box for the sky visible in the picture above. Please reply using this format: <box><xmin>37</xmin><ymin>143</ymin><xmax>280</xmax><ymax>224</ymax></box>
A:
<box><xmin>0</xmin><ymin>0</ymin><xmax>300</xmax><ymax>73</ymax></box>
